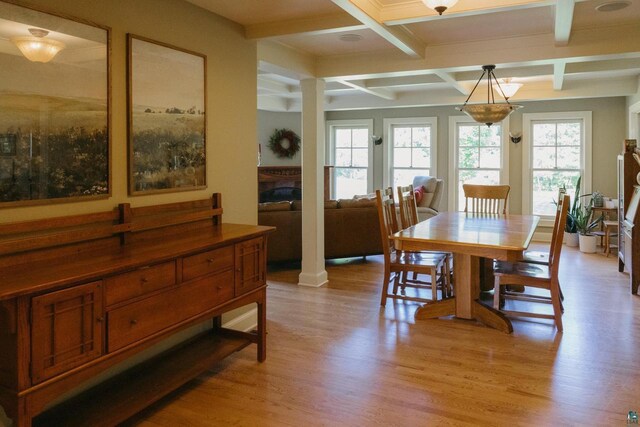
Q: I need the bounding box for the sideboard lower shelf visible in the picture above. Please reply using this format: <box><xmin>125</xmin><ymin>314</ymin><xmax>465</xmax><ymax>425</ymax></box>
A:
<box><xmin>33</xmin><ymin>331</ymin><xmax>250</xmax><ymax>427</ymax></box>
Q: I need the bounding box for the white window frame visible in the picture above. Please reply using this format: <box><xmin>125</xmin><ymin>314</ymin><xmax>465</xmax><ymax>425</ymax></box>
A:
<box><xmin>448</xmin><ymin>116</ymin><xmax>510</xmax><ymax>212</ymax></box>
<box><xmin>522</xmin><ymin>111</ymin><xmax>592</xmax><ymax>224</ymax></box>
<box><xmin>326</xmin><ymin>119</ymin><xmax>374</xmax><ymax>198</ymax></box>
<box><xmin>382</xmin><ymin>117</ymin><xmax>438</xmax><ymax>188</ymax></box>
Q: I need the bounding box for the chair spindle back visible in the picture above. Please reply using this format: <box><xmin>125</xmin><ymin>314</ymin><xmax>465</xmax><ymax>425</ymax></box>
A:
<box><xmin>397</xmin><ymin>185</ymin><xmax>420</xmax><ymax>229</ymax></box>
<box><xmin>375</xmin><ymin>188</ymin><xmax>399</xmax><ymax>261</ymax></box>
<box><xmin>463</xmin><ymin>184</ymin><xmax>510</xmax><ymax>214</ymax></box>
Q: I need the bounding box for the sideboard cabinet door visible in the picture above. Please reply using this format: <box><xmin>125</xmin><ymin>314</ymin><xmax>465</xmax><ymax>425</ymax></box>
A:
<box><xmin>31</xmin><ymin>281</ymin><xmax>104</xmax><ymax>384</ymax></box>
<box><xmin>235</xmin><ymin>237</ymin><xmax>265</xmax><ymax>296</ymax></box>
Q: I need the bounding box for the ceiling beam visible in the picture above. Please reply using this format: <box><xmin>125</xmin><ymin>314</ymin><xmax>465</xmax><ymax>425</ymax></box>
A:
<box><xmin>382</xmin><ymin>0</ymin><xmax>589</xmax><ymax>26</ymax></box>
<box><xmin>258</xmin><ymin>41</ymin><xmax>316</xmax><ymax>80</ymax></box>
<box><xmin>555</xmin><ymin>0</ymin><xmax>575</xmax><ymax>46</ymax></box>
<box><xmin>337</xmin><ymin>79</ymin><xmax>397</xmax><ymax>100</ymax></box>
<box><xmin>258</xmin><ymin>95</ymin><xmax>290</xmax><ymax>112</ymax></box>
<box><xmin>245</xmin><ymin>13</ymin><xmax>366</xmax><ymax>39</ymax></box>
<box><xmin>554</xmin><ymin>61</ymin><xmax>566</xmax><ymax>90</ymax></box>
<box><xmin>257</xmin><ymin>76</ymin><xmax>292</xmax><ymax>94</ymax></box>
<box><xmin>316</xmin><ymin>24</ymin><xmax>640</xmax><ymax>80</ymax></box>
<box><xmin>434</xmin><ymin>71</ymin><xmax>470</xmax><ymax>95</ymax></box>
<box><xmin>331</xmin><ymin>0</ymin><xmax>426</xmax><ymax>58</ymax></box>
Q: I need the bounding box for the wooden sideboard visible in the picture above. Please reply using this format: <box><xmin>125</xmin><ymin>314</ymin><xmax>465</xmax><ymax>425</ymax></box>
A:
<box><xmin>0</xmin><ymin>194</ymin><xmax>274</xmax><ymax>426</ymax></box>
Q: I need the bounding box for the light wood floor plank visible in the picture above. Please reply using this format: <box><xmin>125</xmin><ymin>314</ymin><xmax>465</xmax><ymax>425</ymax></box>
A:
<box><xmin>125</xmin><ymin>245</ymin><xmax>640</xmax><ymax>426</ymax></box>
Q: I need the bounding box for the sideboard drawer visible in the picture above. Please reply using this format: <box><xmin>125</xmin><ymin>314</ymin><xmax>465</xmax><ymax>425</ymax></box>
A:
<box><xmin>182</xmin><ymin>246</ymin><xmax>234</xmax><ymax>281</ymax></box>
<box><xmin>105</xmin><ymin>261</ymin><xmax>176</xmax><ymax>307</ymax></box>
<box><xmin>107</xmin><ymin>269</ymin><xmax>234</xmax><ymax>352</ymax></box>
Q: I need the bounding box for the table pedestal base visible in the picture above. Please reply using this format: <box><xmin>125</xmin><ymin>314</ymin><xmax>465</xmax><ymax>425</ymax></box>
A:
<box><xmin>414</xmin><ymin>298</ymin><xmax>512</xmax><ymax>333</ymax></box>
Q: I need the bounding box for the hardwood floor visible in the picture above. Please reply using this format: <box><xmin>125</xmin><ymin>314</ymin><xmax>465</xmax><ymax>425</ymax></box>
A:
<box><xmin>126</xmin><ymin>245</ymin><xmax>639</xmax><ymax>426</ymax></box>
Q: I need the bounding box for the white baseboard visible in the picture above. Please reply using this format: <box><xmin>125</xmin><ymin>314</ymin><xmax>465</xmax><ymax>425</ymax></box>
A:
<box><xmin>298</xmin><ymin>271</ymin><xmax>328</xmax><ymax>287</ymax></box>
<box><xmin>222</xmin><ymin>307</ymin><xmax>258</xmax><ymax>332</ymax></box>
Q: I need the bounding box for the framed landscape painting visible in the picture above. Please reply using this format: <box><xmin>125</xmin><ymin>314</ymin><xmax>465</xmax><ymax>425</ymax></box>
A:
<box><xmin>0</xmin><ymin>1</ymin><xmax>110</xmax><ymax>207</ymax></box>
<box><xmin>127</xmin><ymin>34</ymin><xmax>206</xmax><ymax>195</ymax></box>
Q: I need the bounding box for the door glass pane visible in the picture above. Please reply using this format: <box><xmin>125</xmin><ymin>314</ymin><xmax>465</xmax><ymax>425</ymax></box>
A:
<box><xmin>479</xmin><ymin>147</ymin><xmax>500</xmax><ymax>169</ymax></box>
<box><xmin>458</xmin><ymin>125</ymin><xmax>478</xmax><ymax>146</ymax></box>
<box><xmin>532</xmin><ymin>147</ymin><xmax>556</xmax><ymax>169</ymax></box>
<box><xmin>557</xmin><ymin>122</ymin><xmax>581</xmax><ymax>146</ymax></box>
<box><xmin>335</xmin><ymin>129</ymin><xmax>351</xmax><ymax>147</ymax></box>
<box><xmin>393</xmin><ymin>168</ymin><xmax>429</xmax><ymax>189</ymax></box>
<box><xmin>533</xmin><ymin>123</ymin><xmax>556</xmax><ymax>146</ymax></box>
<box><xmin>394</xmin><ymin>148</ymin><xmax>411</xmax><ymax>167</ymax></box>
<box><xmin>393</xmin><ymin>127</ymin><xmax>411</xmax><ymax>147</ymax></box>
<box><xmin>335</xmin><ymin>167</ymin><xmax>367</xmax><ymax>199</ymax></box>
<box><xmin>352</xmin><ymin>128</ymin><xmax>368</xmax><ymax>147</ymax></box>
<box><xmin>412</xmin><ymin>147</ymin><xmax>430</xmax><ymax>168</ymax></box>
<box><xmin>557</xmin><ymin>146</ymin><xmax>580</xmax><ymax>169</ymax></box>
<box><xmin>412</xmin><ymin>127</ymin><xmax>429</xmax><ymax>147</ymax></box>
<box><xmin>532</xmin><ymin>170</ymin><xmax>580</xmax><ymax>216</ymax></box>
<box><xmin>335</xmin><ymin>148</ymin><xmax>351</xmax><ymax>167</ymax></box>
<box><xmin>459</xmin><ymin>147</ymin><xmax>478</xmax><ymax>169</ymax></box>
<box><xmin>352</xmin><ymin>148</ymin><xmax>368</xmax><ymax>167</ymax></box>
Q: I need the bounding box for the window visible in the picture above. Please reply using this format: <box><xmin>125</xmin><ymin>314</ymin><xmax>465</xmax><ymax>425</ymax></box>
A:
<box><xmin>327</xmin><ymin>119</ymin><xmax>373</xmax><ymax>199</ymax></box>
<box><xmin>383</xmin><ymin>117</ymin><xmax>437</xmax><ymax>189</ymax></box>
<box><xmin>448</xmin><ymin>116</ymin><xmax>510</xmax><ymax>211</ymax></box>
<box><xmin>522</xmin><ymin>112</ymin><xmax>592</xmax><ymax>218</ymax></box>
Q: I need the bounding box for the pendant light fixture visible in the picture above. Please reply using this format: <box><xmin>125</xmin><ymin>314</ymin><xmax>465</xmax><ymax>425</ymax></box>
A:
<box><xmin>456</xmin><ymin>65</ymin><xmax>523</xmax><ymax>127</ymax></box>
<box><xmin>11</xmin><ymin>28</ymin><xmax>65</xmax><ymax>63</ymax></box>
<box><xmin>499</xmin><ymin>78</ymin><xmax>523</xmax><ymax>100</ymax></box>
<box><xmin>422</xmin><ymin>0</ymin><xmax>458</xmax><ymax>15</ymax></box>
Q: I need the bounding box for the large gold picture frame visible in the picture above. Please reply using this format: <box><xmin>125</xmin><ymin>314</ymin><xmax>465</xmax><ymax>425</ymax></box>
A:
<box><xmin>0</xmin><ymin>0</ymin><xmax>111</xmax><ymax>207</ymax></box>
<box><xmin>127</xmin><ymin>34</ymin><xmax>207</xmax><ymax>196</ymax></box>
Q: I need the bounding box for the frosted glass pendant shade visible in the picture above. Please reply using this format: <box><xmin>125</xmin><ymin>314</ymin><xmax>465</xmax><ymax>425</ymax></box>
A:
<box><xmin>422</xmin><ymin>0</ymin><xmax>459</xmax><ymax>15</ymax></box>
<box><xmin>498</xmin><ymin>79</ymin><xmax>523</xmax><ymax>99</ymax></box>
<box><xmin>11</xmin><ymin>28</ymin><xmax>65</xmax><ymax>63</ymax></box>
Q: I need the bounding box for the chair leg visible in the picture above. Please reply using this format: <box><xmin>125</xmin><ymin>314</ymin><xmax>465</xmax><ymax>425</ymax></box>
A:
<box><xmin>550</xmin><ymin>279</ymin><xmax>564</xmax><ymax>331</ymax></box>
<box><xmin>381</xmin><ymin>266</ymin><xmax>391</xmax><ymax>307</ymax></box>
<box><xmin>443</xmin><ymin>260</ymin><xmax>451</xmax><ymax>298</ymax></box>
<box><xmin>431</xmin><ymin>268</ymin><xmax>438</xmax><ymax>301</ymax></box>
<box><xmin>559</xmin><ymin>281</ymin><xmax>564</xmax><ymax>302</ymax></box>
<box><xmin>493</xmin><ymin>276</ymin><xmax>502</xmax><ymax>310</ymax></box>
<box><xmin>394</xmin><ymin>272</ymin><xmax>402</xmax><ymax>294</ymax></box>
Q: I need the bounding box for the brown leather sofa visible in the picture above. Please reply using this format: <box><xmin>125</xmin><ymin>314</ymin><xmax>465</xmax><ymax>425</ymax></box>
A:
<box><xmin>258</xmin><ymin>176</ymin><xmax>444</xmax><ymax>263</ymax></box>
<box><xmin>258</xmin><ymin>198</ymin><xmax>381</xmax><ymax>263</ymax></box>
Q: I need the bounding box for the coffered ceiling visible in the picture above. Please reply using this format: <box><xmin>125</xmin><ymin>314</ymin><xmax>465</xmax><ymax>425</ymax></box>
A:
<box><xmin>186</xmin><ymin>0</ymin><xmax>640</xmax><ymax>111</ymax></box>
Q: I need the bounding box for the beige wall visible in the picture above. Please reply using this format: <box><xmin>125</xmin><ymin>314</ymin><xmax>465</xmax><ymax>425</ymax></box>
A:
<box><xmin>627</xmin><ymin>77</ymin><xmax>640</xmax><ymax>139</ymax></box>
<box><xmin>1</xmin><ymin>0</ymin><xmax>258</xmax><ymax>225</ymax></box>
<box><xmin>258</xmin><ymin>110</ymin><xmax>301</xmax><ymax>166</ymax></box>
<box><xmin>326</xmin><ymin>97</ymin><xmax>627</xmax><ymax>213</ymax></box>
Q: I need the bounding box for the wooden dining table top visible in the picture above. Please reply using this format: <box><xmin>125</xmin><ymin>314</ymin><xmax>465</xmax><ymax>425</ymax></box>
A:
<box><xmin>394</xmin><ymin>212</ymin><xmax>539</xmax><ymax>251</ymax></box>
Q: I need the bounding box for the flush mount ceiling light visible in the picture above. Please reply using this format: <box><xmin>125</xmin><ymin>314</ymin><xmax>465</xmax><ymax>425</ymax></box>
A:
<box><xmin>456</xmin><ymin>65</ymin><xmax>523</xmax><ymax>127</ymax></box>
<box><xmin>498</xmin><ymin>78</ymin><xmax>523</xmax><ymax>100</ymax></box>
<box><xmin>339</xmin><ymin>33</ymin><xmax>363</xmax><ymax>42</ymax></box>
<box><xmin>595</xmin><ymin>1</ymin><xmax>631</xmax><ymax>12</ymax></box>
<box><xmin>422</xmin><ymin>0</ymin><xmax>459</xmax><ymax>15</ymax></box>
<box><xmin>10</xmin><ymin>28</ymin><xmax>65</xmax><ymax>63</ymax></box>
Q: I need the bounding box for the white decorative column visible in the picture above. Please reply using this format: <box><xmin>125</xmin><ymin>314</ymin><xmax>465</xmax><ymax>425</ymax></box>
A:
<box><xmin>298</xmin><ymin>78</ymin><xmax>328</xmax><ymax>287</ymax></box>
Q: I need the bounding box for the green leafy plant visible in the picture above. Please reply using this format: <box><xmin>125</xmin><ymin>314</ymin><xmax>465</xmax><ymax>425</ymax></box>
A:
<box><xmin>564</xmin><ymin>176</ymin><xmax>582</xmax><ymax>233</ymax></box>
<box><xmin>573</xmin><ymin>202</ymin><xmax>602</xmax><ymax>235</ymax></box>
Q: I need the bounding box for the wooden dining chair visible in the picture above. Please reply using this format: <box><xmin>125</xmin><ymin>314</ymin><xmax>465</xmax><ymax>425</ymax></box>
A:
<box><xmin>521</xmin><ymin>188</ymin><xmax>566</xmax><ymax>303</ymax></box>
<box><xmin>463</xmin><ymin>184</ymin><xmax>511</xmax><ymax>214</ymax></box>
<box><xmin>375</xmin><ymin>188</ymin><xmax>449</xmax><ymax>306</ymax></box>
<box><xmin>492</xmin><ymin>194</ymin><xmax>570</xmax><ymax>331</ymax></box>
<box><xmin>397</xmin><ymin>184</ymin><xmax>453</xmax><ymax>297</ymax></box>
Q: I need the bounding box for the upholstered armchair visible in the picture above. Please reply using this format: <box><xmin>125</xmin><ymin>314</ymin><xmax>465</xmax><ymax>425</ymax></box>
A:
<box><xmin>411</xmin><ymin>176</ymin><xmax>444</xmax><ymax>221</ymax></box>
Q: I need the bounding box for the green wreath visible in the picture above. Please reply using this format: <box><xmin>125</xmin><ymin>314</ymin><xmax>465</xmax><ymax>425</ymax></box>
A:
<box><xmin>268</xmin><ymin>128</ymin><xmax>300</xmax><ymax>158</ymax></box>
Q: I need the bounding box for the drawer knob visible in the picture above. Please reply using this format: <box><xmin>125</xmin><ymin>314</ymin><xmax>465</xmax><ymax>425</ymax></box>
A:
<box><xmin>141</xmin><ymin>277</ymin><xmax>149</xmax><ymax>283</ymax></box>
<box><xmin>207</xmin><ymin>258</ymin><xmax>214</xmax><ymax>263</ymax></box>
<box><xmin>96</xmin><ymin>317</ymin><xmax>104</xmax><ymax>323</ymax></box>
<box><xmin>216</xmin><ymin>286</ymin><xmax>223</xmax><ymax>291</ymax></box>
<box><xmin>130</xmin><ymin>319</ymin><xmax>138</xmax><ymax>325</ymax></box>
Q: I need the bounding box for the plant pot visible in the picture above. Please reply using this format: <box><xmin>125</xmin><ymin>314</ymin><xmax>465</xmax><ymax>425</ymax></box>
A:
<box><xmin>579</xmin><ymin>234</ymin><xmax>597</xmax><ymax>253</ymax></box>
<box><xmin>564</xmin><ymin>231</ymin><xmax>579</xmax><ymax>247</ymax></box>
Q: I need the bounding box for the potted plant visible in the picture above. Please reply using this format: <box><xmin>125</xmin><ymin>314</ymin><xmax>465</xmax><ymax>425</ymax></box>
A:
<box><xmin>573</xmin><ymin>200</ymin><xmax>603</xmax><ymax>253</ymax></box>
<box><xmin>563</xmin><ymin>177</ymin><xmax>581</xmax><ymax>247</ymax></box>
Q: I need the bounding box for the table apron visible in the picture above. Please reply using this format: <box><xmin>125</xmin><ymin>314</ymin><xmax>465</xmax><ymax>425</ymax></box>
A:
<box><xmin>394</xmin><ymin>240</ymin><xmax>524</xmax><ymax>261</ymax></box>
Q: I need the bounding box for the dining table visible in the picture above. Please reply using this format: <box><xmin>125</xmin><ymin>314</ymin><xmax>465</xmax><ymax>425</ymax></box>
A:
<box><xmin>393</xmin><ymin>212</ymin><xmax>539</xmax><ymax>333</ymax></box>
